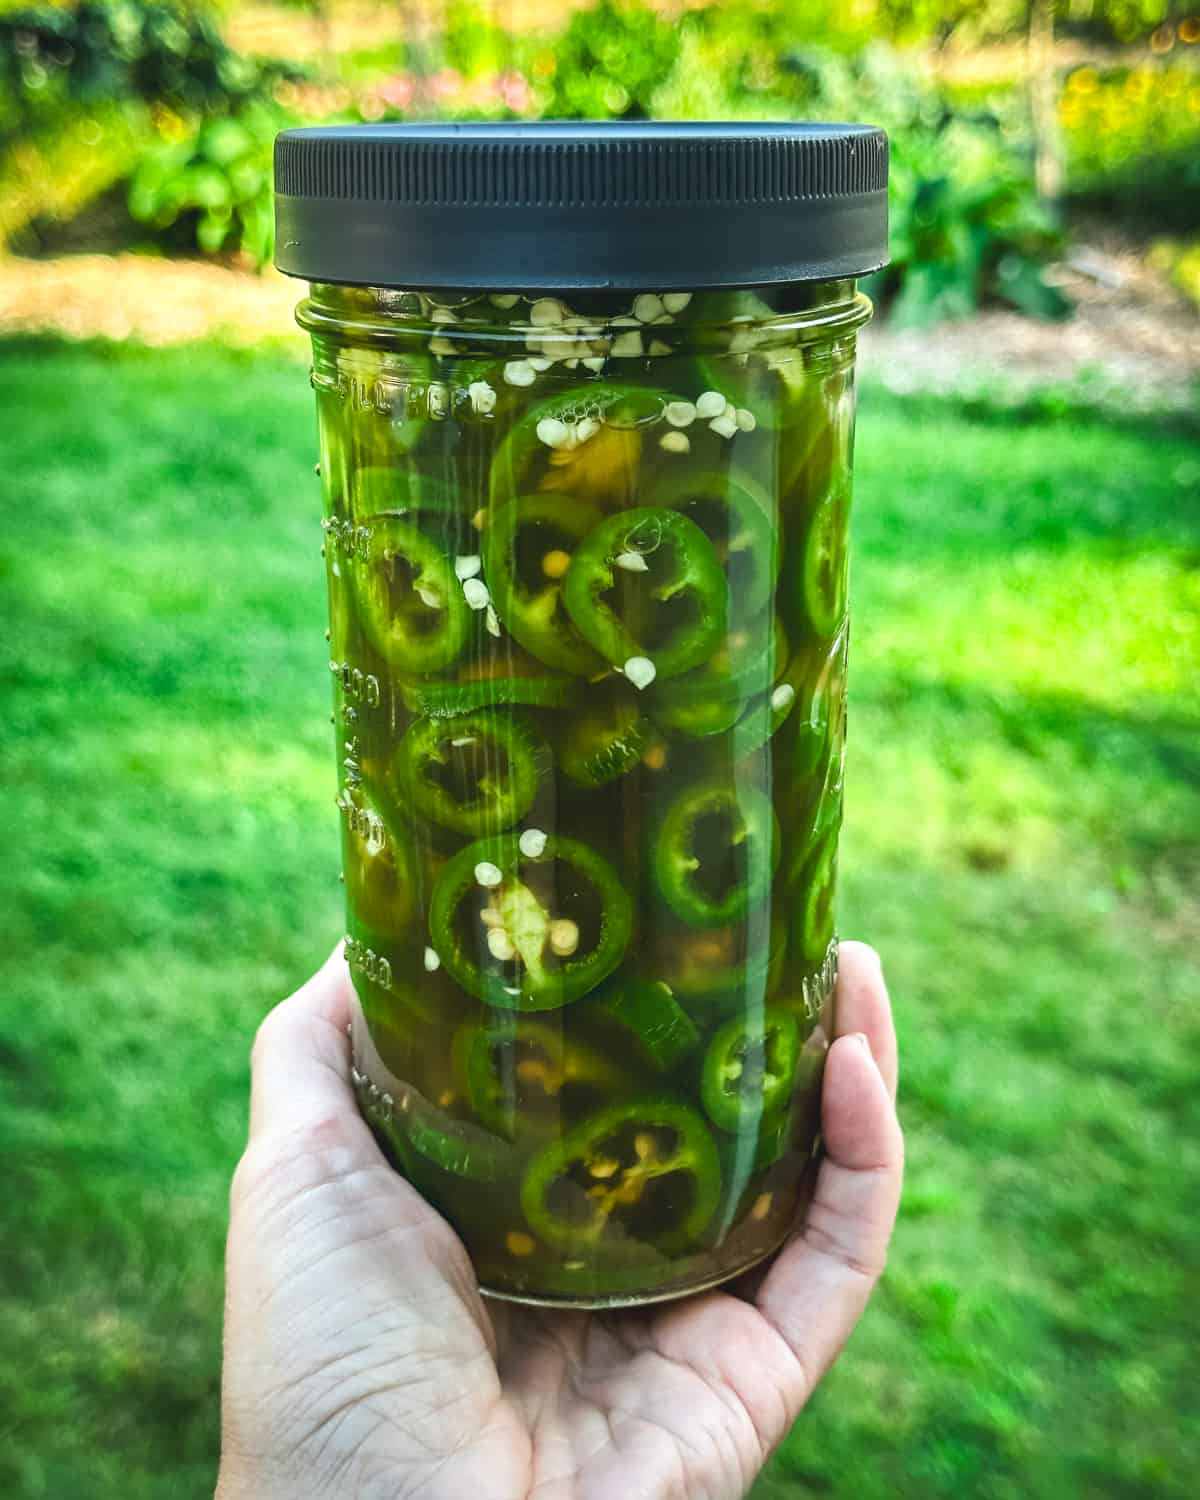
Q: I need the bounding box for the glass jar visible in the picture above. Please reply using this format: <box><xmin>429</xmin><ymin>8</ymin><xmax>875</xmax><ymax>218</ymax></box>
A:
<box><xmin>275</xmin><ymin>123</ymin><xmax>887</xmax><ymax>1307</ymax></box>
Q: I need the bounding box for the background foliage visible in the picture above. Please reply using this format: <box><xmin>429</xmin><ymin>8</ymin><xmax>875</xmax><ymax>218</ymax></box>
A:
<box><xmin>126</xmin><ymin>101</ymin><xmax>279</xmax><ymax>260</ymax></box>
<box><xmin>0</xmin><ymin>0</ymin><xmax>287</xmax><ymax>126</ymax></box>
<box><xmin>0</xmin><ymin>0</ymin><xmax>295</xmax><ymax>250</ymax></box>
<box><xmin>1061</xmin><ymin>59</ymin><xmax>1200</xmax><ymax>224</ymax></box>
<box><xmin>1</xmin><ymin>3</ymin><xmax>1198</xmax><ymax>1498</ymax></box>
<box><xmin>3</xmin><ymin>0</ymin><xmax>1199</xmax><ymax>309</ymax></box>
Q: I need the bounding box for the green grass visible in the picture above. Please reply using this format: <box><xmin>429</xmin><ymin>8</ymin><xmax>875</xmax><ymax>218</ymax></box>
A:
<box><xmin>1</xmin><ymin>339</ymin><xmax>1197</xmax><ymax>1499</ymax></box>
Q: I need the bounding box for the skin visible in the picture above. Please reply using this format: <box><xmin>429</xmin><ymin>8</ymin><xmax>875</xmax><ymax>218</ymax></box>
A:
<box><xmin>217</xmin><ymin>940</ymin><xmax>903</xmax><ymax>1500</ymax></box>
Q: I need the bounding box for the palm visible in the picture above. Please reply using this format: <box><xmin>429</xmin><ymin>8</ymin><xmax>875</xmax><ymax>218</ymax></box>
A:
<box><xmin>490</xmin><ymin>1298</ymin><xmax>805</xmax><ymax>1499</ymax></box>
<box><xmin>218</xmin><ymin>944</ymin><xmax>901</xmax><ymax>1500</ymax></box>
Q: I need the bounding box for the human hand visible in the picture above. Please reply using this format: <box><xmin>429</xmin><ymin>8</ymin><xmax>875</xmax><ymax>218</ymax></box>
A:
<box><xmin>216</xmin><ymin>941</ymin><xmax>902</xmax><ymax>1500</ymax></box>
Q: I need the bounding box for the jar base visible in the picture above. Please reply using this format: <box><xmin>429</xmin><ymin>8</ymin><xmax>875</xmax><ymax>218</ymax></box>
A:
<box><xmin>476</xmin><ymin>1232</ymin><xmax>790</xmax><ymax>1311</ymax></box>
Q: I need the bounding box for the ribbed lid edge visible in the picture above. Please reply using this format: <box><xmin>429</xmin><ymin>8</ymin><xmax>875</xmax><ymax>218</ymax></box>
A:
<box><xmin>274</xmin><ymin>128</ymin><xmax>887</xmax><ymax>207</ymax></box>
<box><xmin>274</xmin><ymin>122</ymin><xmax>889</xmax><ymax>290</ymax></box>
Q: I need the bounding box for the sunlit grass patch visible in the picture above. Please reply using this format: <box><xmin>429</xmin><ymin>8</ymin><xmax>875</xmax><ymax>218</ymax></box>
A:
<box><xmin>0</xmin><ymin>343</ymin><xmax>1196</xmax><ymax>1499</ymax></box>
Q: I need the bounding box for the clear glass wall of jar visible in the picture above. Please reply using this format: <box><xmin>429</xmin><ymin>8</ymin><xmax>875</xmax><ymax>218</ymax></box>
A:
<box><xmin>300</xmin><ymin>277</ymin><xmax>868</xmax><ymax>1305</ymax></box>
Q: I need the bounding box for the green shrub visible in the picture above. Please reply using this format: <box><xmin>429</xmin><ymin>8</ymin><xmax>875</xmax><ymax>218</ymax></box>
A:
<box><xmin>874</xmin><ymin>96</ymin><xmax>1071</xmax><ymax>325</ymax></box>
<box><xmin>651</xmin><ymin>34</ymin><xmax>1070</xmax><ymax>324</ymax></box>
<box><xmin>442</xmin><ymin>0</ymin><xmax>510</xmax><ymax>82</ymax></box>
<box><xmin>879</xmin><ymin>149</ymin><xmax>1070</xmax><ymax>324</ymax></box>
<box><xmin>0</xmin><ymin>0</ymin><xmax>290</xmax><ymax>131</ymax></box>
<box><xmin>126</xmin><ymin>103</ymin><xmax>280</xmax><ymax>262</ymax></box>
<box><xmin>1061</xmin><ymin>62</ymin><xmax>1200</xmax><ymax>230</ymax></box>
<box><xmin>517</xmin><ymin>0</ymin><xmax>680</xmax><ymax>118</ymax></box>
<box><xmin>799</xmin><ymin>47</ymin><xmax>1068</xmax><ymax>321</ymax></box>
<box><xmin>0</xmin><ymin>0</ymin><xmax>298</xmax><ymax>252</ymax></box>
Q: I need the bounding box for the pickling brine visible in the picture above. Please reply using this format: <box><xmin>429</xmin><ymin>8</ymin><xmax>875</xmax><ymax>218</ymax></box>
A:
<box><xmin>305</xmin><ymin>279</ymin><xmax>861</xmax><ymax>1304</ymax></box>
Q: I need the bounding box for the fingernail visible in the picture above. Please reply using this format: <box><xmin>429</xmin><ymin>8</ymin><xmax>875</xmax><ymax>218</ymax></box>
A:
<box><xmin>852</xmin><ymin>1032</ymin><xmax>872</xmax><ymax>1054</ymax></box>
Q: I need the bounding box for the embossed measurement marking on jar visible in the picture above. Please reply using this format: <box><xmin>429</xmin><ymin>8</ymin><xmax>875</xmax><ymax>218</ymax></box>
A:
<box><xmin>344</xmin><ymin>935</ymin><xmax>393</xmax><ymax>990</ymax></box>
<box><xmin>322</xmin><ymin>515</ymin><xmax>372</xmax><ymax>559</ymax></box>
<box><xmin>801</xmin><ymin>944</ymin><xmax>840</xmax><ymax>1022</ymax></box>
<box><xmin>329</xmin><ymin>659</ymin><xmax>381</xmax><ymax>707</ymax></box>
<box><xmin>342</xmin><ymin>730</ymin><xmax>362</xmax><ymax>789</ymax></box>
<box><xmin>331</xmin><ymin>367</ymin><xmax>432</xmax><ymax>420</ymax></box>
<box><xmin>376</xmin><ymin>378</ymin><xmax>432</xmax><ymax>419</ymax></box>
<box><xmin>337</xmin><ymin>790</ymin><xmax>387</xmax><ymax>850</ymax></box>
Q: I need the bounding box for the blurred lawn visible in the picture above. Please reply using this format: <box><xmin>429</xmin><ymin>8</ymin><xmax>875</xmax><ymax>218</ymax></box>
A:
<box><xmin>1</xmin><ymin>338</ymin><xmax>1198</xmax><ymax>1499</ymax></box>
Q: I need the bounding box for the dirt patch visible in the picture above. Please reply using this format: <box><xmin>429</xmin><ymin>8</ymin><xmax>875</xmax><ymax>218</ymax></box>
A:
<box><xmin>862</xmin><ymin>229</ymin><xmax>1200</xmax><ymax>419</ymax></box>
<box><xmin>0</xmin><ymin>254</ymin><xmax>304</xmax><ymax>349</ymax></box>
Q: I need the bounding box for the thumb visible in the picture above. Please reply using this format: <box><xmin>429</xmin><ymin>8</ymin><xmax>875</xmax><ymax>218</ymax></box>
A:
<box><xmin>754</xmin><ymin>947</ymin><xmax>904</xmax><ymax>1403</ymax></box>
<box><xmin>247</xmin><ymin>942</ymin><xmax>365</xmax><ymax>1145</ymax></box>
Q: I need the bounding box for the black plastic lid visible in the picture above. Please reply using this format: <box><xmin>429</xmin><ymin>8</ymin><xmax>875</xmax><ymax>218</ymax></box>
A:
<box><xmin>274</xmin><ymin>121</ymin><xmax>888</xmax><ymax>291</ymax></box>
